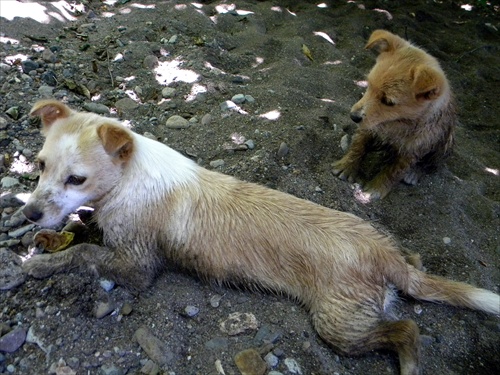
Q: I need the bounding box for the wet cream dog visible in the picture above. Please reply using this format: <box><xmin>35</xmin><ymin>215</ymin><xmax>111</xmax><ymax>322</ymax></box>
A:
<box><xmin>23</xmin><ymin>100</ymin><xmax>497</xmax><ymax>375</ymax></box>
<box><xmin>334</xmin><ymin>30</ymin><xmax>456</xmax><ymax>199</ymax></box>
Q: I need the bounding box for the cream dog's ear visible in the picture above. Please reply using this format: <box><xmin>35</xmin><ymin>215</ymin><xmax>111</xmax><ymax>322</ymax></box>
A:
<box><xmin>97</xmin><ymin>123</ymin><xmax>134</xmax><ymax>164</ymax></box>
<box><xmin>365</xmin><ymin>30</ymin><xmax>407</xmax><ymax>54</ymax></box>
<box><xmin>30</xmin><ymin>100</ymin><xmax>72</xmax><ymax>134</ymax></box>
<box><xmin>412</xmin><ymin>65</ymin><xmax>445</xmax><ymax>101</ymax></box>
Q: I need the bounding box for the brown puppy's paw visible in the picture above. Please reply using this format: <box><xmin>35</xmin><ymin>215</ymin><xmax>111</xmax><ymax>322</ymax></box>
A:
<box><xmin>362</xmin><ymin>181</ymin><xmax>391</xmax><ymax>200</ymax></box>
<box><xmin>332</xmin><ymin>158</ymin><xmax>359</xmax><ymax>183</ymax></box>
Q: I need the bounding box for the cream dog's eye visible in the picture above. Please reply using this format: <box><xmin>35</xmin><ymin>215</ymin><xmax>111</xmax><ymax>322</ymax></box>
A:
<box><xmin>38</xmin><ymin>160</ymin><xmax>45</xmax><ymax>172</ymax></box>
<box><xmin>65</xmin><ymin>175</ymin><xmax>87</xmax><ymax>185</ymax></box>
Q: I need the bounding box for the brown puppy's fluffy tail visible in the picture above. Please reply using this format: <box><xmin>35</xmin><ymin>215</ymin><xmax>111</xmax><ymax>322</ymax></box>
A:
<box><xmin>404</xmin><ymin>266</ymin><xmax>499</xmax><ymax>315</ymax></box>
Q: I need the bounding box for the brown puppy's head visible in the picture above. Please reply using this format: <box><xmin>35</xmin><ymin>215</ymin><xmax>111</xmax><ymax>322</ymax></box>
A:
<box><xmin>350</xmin><ymin>30</ymin><xmax>449</xmax><ymax>129</ymax></box>
<box><xmin>23</xmin><ymin>100</ymin><xmax>134</xmax><ymax>227</ymax></box>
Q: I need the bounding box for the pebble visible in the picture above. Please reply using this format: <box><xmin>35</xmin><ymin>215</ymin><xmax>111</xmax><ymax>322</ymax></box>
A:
<box><xmin>41</xmin><ymin>70</ymin><xmax>57</xmax><ymax>86</ymax></box>
<box><xmin>231</xmin><ymin>94</ymin><xmax>246</xmax><ymax>104</ymax></box>
<box><xmin>99</xmin><ymin>279</ymin><xmax>115</xmax><ymax>292</ymax></box>
<box><xmin>204</xmin><ymin>337</ymin><xmax>228</xmax><ymax>351</ymax></box>
<box><xmin>184</xmin><ymin>305</ymin><xmax>200</xmax><ymax>318</ymax></box>
<box><xmin>219</xmin><ymin>312</ymin><xmax>258</xmax><ymax>336</ymax></box>
<box><xmin>38</xmin><ymin>85</ymin><xmax>55</xmax><ymax>97</ymax></box>
<box><xmin>83</xmin><ymin>102</ymin><xmax>110</xmax><ymax>115</ymax></box>
<box><xmin>210</xmin><ymin>294</ymin><xmax>222</xmax><ymax>307</ymax></box>
<box><xmin>99</xmin><ymin>364</ymin><xmax>123</xmax><ymax>375</ymax></box>
<box><xmin>268</xmin><ymin>372</ymin><xmax>284</xmax><ymax>375</ymax></box>
<box><xmin>443</xmin><ymin>237</ymin><xmax>451</xmax><ymax>244</ymax></box>
<box><xmin>234</xmin><ymin>349</ymin><xmax>267</xmax><ymax>375</ymax></box>
<box><xmin>244</xmin><ymin>95</ymin><xmax>255</xmax><ymax>103</ymax></box>
<box><xmin>139</xmin><ymin>359</ymin><xmax>159</xmax><ymax>375</ymax></box>
<box><xmin>0</xmin><ymin>248</ymin><xmax>26</xmax><ymax>290</ymax></box>
<box><xmin>120</xmin><ymin>302</ymin><xmax>133</xmax><ymax>316</ymax></box>
<box><xmin>0</xmin><ymin>327</ymin><xmax>26</xmax><ymax>353</ymax></box>
<box><xmin>284</xmin><ymin>358</ymin><xmax>302</xmax><ymax>374</ymax></box>
<box><xmin>277</xmin><ymin>142</ymin><xmax>289</xmax><ymax>157</ymax></box>
<box><xmin>133</xmin><ymin>326</ymin><xmax>174</xmax><ymax>366</ymax></box>
<box><xmin>340</xmin><ymin>134</ymin><xmax>350</xmax><ymax>151</ymax></box>
<box><xmin>8</xmin><ymin>224</ymin><xmax>35</xmax><ymax>238</ymax></box>
<box><xmin>143</xmin><ymin>55</ymin><xmax>159</xmax><ymax>69</ymax></box>
<box><xmin>95</xmin><ymin>301</ymin><xmax>116</xmax><ymax>319</ymax></box>
<box><xmin>201</xmin><ymin>113</ymin><xmax>212</xmax><ymax>126</ymax></box>
<box><xmin>5</xmin><ymin>107</ymin><xmax>19</xmax><ymax>120</ymax></box>
<box><xmin>115</xmin><ymin>98</ymin><xmax>139</xmax><ymax>113</ymax></box>
<box><xmin>161</xmin><ymin>87</ymin><xmax>176</xmax><ymax>98</ymax></box>
<box><xmin>264</xmin><ymin>352</ymin><xmax>279</xmax><ymax>368</ymax></box>
<box><xmin>244</xmin><ymin>139</ymin><xmax>255</xmax><ymax>150</ymax></box>
<box><xmin>165</xmin><ymin>115</ymin><xmax>189</xmax><ymax>129</ymax></box>
<box><xmin>21</xmin><ymin>60</ymin><xmax>38</xmax><ymax>74</ymax></box>
<box><xmin>210</xmin><ymin>159</ymin><xmax>225</xmax><ymax>168</ymax></box>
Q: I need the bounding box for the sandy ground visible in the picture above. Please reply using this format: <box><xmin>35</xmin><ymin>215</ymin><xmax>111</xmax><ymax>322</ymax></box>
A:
<box><xmin>0</xmin><ymin>1</ymin><xmax>499</xmax><ymax>374</ymax></box>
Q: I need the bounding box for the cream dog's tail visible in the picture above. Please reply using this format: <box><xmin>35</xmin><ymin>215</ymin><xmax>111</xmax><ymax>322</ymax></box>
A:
<box><xmin>404</xmin><ymin>266</ymin><xmax>499</xmax><ymax>315</ymax></box>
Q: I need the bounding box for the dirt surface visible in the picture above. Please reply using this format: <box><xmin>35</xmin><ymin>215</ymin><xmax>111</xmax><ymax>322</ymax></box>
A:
<box><xmin>0</xmin><ymin>1</ymin><xmax>499</xmax><ymax>374</ymax></box>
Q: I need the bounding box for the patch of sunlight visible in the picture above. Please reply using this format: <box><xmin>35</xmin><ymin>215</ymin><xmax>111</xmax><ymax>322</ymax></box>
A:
<box><xmin>10</xmin><ymin>159</ymin><xmax>36</xmax><ymax>175</ymax></box>
<box><xmin>287</xmin><ymin>9</ymin><xmax>297</xmax><ymax>16</ymax></box>
<box><xmin>1</xmin><ymin>2</ymin><xmax>50</xmax><ymax>23</ymax></box>
<box><xmin>119</xmin><ymin>8</ymin><xmax>132</xmax><ymax>14</ymax></box>
<box><xmin>125</xmin><ymin>90</ymin><xmax>141</xmax><ymax>102</ymax></box>
<box><xmin>204</xmin><ymin>61</ymin><xmax>227</xmax><ymax>75</ymax></box>
<box><xmin>321</xmin><ymin>98</ymin><xmax>336</xmax><ymax>103</ymax></box>
<box><xmin>32</xmin><ymin>45</ymin><xmax>45</xmax><ymax>53</ymax></box>
<box><xmin>485</xmin><ymin>167</ymin><xmax>499</xmax><ymax>176</ymax></box>
<box><xmin>191</xmin><ymin>3</ymin><xmax>204</xmax><ymax>10</ymax></box>
<box><xmin>130</xmin><ymin>3</ymin><xmax>156</xmax><ymax>10</ymax></box>
<box><xmin>124</xmin><ymin>75</ymin><xmax>136</xmax><ymax>82</ymax></box>
<box><xmin>231</xmin><ymin>133</ymin><xmax>246</xmax><ymax>145</ymax></box>
<box><xmin>259</xmin><ymin>110</ymin><xmax>281</xmax><ymax>120</ymax></box>
<box><xmin>114</xmin><ymin>53</ymin><xmax>124</xmax><ymax>62</ymax></box>
<box><xmin>354</xmin><ymin>80</ymin><xmax>368</xmax><ymax>88</ymax></box>
<box><xmin>15</xmin><ymin>193</ymin><xmax>31</xmax><ymax>203</ymax></box>
<box><xmin>5</xmin><ymin>54</ymin><xmax>28</xmax><ymax>65</ymax></box>
<box><xmin>317</xmin><ymin>3</ymin><xmax>328</xmax><ymax>8</ymax></box>
<box><xmin>271</xmin><ymin>6</ymin><xmax>282</xmax><ymax>12</ymax></box>
<box><xmin>122</xmin><ymin>120</ymin><xmax>133</xmax><ymax>129</ymax></box>
<box><xmin>461</xmin><ymin>4</ymin><xmax>473</xmax><ymax>11</ymax></box>
<box><xmin>215</xmin><ymin>3</ymin><xmax>253</xmax><ymax>16</ymax></box>
<box><xmin>185</xmin><ymin>83</ymin><xmax>207</xmax><ymax>102</ymax></box>
<box><xmin>252</xmin><ymin>57</ymin><xmax>264</xmax><ymax>68</ymax></box>
<box><xmin>353</xmin><ymin>184</ymin><xmax>372</xmax><ymax>204</ymax></box>
<box><xmin>102</xmin><ymin>12</ymin><xmax>116</xmax><ymax>18</ymax></box>
<box><xmin>103</xmin><ymin>0</ymin><xmax>118</xmax><ymax>5</ymax></box>
<box><xmin>373</xmin><ymin>8</ymin><xmax>393</xmax><ymax>20</ymax></box>
<box><xmin>0</xmin><ymin>36</ymin><xmax>20</xmax><ymax>45</ymax></box>
<box><xmin>324</xmin><ymin>60</ymin><xmax>343</xmax><ymax>65</ymax></box>
<box><xmin>175</xmin><ymin>4</ymin><xmax>188</xmax><ymax>10</ymax></box>
<box><xmin>154</xmin><ymin>58</ymin><xmax>200</xmax><ymax>86</ymax></box>
<box><xmin>91</xmin><ymin>94</ymin><xmax>102</xmax><ymax>102</ymax></box>
<box><xmin>313</xmin><ymin>31</ymin><xmax>335</xmax><ymax>45</ymax></box>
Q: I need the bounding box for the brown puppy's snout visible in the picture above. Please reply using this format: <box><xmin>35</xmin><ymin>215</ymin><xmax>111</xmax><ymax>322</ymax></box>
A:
<box><xmin>350</xmin><ymin>111</ymin><xmax>363</xmax><ymax>123</ymax></box>
<box><xmin>23</xmin><ymin>204</ymin><xmax>44</xmax><ymax>223</ymax></box>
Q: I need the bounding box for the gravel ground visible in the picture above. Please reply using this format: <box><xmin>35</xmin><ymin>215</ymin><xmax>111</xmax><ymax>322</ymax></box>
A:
<box><xmin>0</xmin><ymin>1</ymin><xmax>499</xmax><ymax>374</ymax></box>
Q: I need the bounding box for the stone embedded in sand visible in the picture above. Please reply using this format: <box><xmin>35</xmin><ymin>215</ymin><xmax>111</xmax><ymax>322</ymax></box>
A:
<box><xmin>219</xmin><ymin>312</ymin><xmax>258</xmax><ymax>335</ymax></box>
<box><xmin>234</xmin><ymin>348</ymin><xmax>267</xmax><ymax>375</ymax></box>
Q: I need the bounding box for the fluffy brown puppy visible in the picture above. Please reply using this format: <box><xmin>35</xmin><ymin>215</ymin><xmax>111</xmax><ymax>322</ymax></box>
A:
<box><xmin>333</xmin><ymin>30</ymin><xmax>456</xmax><ymax>200</ymax></box>
<box><xmin>23</xmin><ymin>101</ymin><xmax>496</xmax><ymax>375</ymax></box>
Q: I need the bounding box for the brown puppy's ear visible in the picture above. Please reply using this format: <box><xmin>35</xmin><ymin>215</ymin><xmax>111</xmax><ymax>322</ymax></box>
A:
<box><xmin>365</xmin><ymin>30</ymin><xmax>407</xmax><ymax>54</ymax></box>
<box><xmin>30</xmin><ymin>100</ymin><xmax>72</xmax><ymax>134</ymax></box>
<box><xmin>97</xmin><ymin>123</ymin><xmax>134</xmax><ymax>164</ymax></box>
<box><xmin>412</xmin><ymin>65</ymin><xmax>444</xmax><ymax>101</ymax></box>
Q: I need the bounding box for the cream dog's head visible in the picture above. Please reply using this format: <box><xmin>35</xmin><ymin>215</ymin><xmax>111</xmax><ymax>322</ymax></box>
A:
<box><xmin>350</xmin><ymin>30</ymin><xmax>450</xmax><ymax>128</ymax></box>
<box><xmin>23</xmin><ymin>100</ymin><xmax>134</xmax><ymax>227</ymax></box>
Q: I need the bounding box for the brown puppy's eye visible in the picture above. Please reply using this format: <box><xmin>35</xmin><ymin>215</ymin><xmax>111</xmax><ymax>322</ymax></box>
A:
<box><xmin>381</xmin><ymin>96</ymin><xmax>395</xmax><ymax>106</ymax></box>
<box><xmin>65</xmin><ymin>175</ymin><xmax>87</xmax><ymax>186</ymax></box>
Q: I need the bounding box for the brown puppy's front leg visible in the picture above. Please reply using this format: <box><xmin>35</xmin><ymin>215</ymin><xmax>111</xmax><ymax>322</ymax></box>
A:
<box><xmin>333</xmin><ymin>130</ymin><xmax>372</xmax><ymax>182</ymax></box>
<box><xmin>23</xmin><ymin>244</ymin><xmax>154</xmax><ymax>291</ymax></box>
<box><xmin>363</xmin><ymin>154</ymin><xmax>416</xmax><ymax>200</ymax></box>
